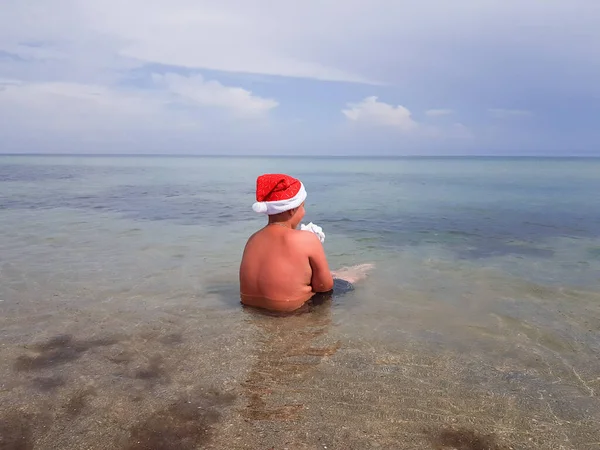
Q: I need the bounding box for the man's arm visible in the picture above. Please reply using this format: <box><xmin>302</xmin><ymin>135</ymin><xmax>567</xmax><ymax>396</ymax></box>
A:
<box><xmin>304</xmin><ymin>232</ymin><xmax>334</xmax><ymax>292</ymax></box>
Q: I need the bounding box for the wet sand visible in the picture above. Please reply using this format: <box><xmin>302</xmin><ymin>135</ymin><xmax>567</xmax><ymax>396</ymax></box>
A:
<box><xmin>1</xmin><ymin>272</ymin><xmax>599</xmax><ymax>450</ymax></box>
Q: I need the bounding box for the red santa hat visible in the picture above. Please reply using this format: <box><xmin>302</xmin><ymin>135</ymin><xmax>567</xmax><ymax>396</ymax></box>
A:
<box><xmin>252</xmin><ymin>173</ymin><xmax>307</xmax><ymax>215</ymax></box>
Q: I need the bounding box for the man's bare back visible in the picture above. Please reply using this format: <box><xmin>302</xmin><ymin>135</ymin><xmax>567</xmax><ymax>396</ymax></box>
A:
<box><xmin>240</xmin><ymin>173</ymin><xmax>372</xmax><ymax>313</ymax></box>
<box><xmin>240</xmin><ymin>219</ymin><xmax>334</xmax><ymax>312</ymax></box>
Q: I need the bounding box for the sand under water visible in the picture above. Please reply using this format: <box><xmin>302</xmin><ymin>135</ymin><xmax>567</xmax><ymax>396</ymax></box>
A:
<box><xmin>1</xmin><ymin>273</ymin><xmax>599</xmax><ymax>449</ymax></box>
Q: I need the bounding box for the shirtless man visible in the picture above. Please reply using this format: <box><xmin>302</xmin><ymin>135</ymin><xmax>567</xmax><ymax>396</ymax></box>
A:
<box><xmin>239</xmin><ymin>173</ymin><xmax>372</xmax><ymax>313</ymax></box>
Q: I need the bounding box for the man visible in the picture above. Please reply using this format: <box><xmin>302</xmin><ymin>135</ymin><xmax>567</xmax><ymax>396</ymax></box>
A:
<box><xmin>239</xmin><ymin>173</ymin><xmax>335</xmax><ymax>312</ymax></box>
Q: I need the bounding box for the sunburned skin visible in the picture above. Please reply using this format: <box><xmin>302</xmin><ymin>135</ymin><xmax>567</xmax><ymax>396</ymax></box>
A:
<box><xmin>239</xmin><ymin>203</ymin><xmax>374</xmax><ymax>312</ymax></box>
<box><xmin>241</xmin><ymin>174</ymin><xmax>373</xmax><ymax>313</ymax></box>
<box><xmin>239</xmin><ymin>202</ymin><xmax>334</xmax><ymax>312</ymax></box>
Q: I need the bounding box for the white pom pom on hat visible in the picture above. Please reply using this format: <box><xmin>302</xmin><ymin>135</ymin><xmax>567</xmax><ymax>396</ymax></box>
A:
<box><xmin>252</xmin><ymin>173</ymin><xmax>307</xmax><ymax>215</ymax></box>
<box><xmin>252</xmin><ymin>202</ymin><xmax>268</xmax><ymax>213</ymax></box>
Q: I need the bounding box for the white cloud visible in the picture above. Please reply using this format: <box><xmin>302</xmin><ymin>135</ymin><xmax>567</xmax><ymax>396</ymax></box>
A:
<box><xmin>488</xmin><ymin>108</ymin><xmax>533</xmax><ymax>119</ymax></box>
<box><xmin>78</xmin><ymin>1</ymin><xmax>382</xmax><ymax>84</ymax></box>
<box><xmin>342</xmin><ymin>96</ymin><xmax>418</xmax><ymax>131</ymax></box>
<box><xmin>3</xmin><ymin>1</ymin><xmax>598</xmax><ymax>86</ymax></box>
<box><xmin>341</xmin><ymin>97</ymin><xmax>473</xmax><ymax>141</ymax></box>
<box><xmin>0</xmin><ymin>75</ymin><xmax>277</xmax><ymax>148</ymax></box>
<box><xmin>0</xmin><ymin>80</ymin><xmax>162</xmax><ymax>132</ymax></box>
<box><xmin>0</xmin><ymin>78</ymin><xmax>283</xmax><ymax>153</ymax></box>
<box><xmin>0</xmin><ymin>80</ymin><xmax>155</xmax><ymax>151</ymax></box>
<box><xmin>153</xmin><ymin>73</ymin><xmax>278</xmax><ymax>117</ymax></box>
<box><xmin>425</xmin><ymin>109</ymin><xmax>454</xmax><ymax>117</ymax></box>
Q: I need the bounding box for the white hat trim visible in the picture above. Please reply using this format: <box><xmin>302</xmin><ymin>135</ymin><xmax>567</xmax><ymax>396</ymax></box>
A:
<box><xmin>252</xmin><ymin>183</ymin><xmax>307</xmax><ymax>215</ymax></box>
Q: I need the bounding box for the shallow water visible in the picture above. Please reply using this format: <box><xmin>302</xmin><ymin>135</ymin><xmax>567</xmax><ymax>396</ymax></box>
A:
<box><xmin>1</xmin><ymin>155</ymin><xmax>599</xmax><ymax>449</ymax></box>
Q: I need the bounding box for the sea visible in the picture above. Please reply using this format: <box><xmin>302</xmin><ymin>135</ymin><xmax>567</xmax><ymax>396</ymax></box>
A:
<box><xmin>0</xmin><ymin>155</ymin><xmax>599</xmax><ymax>449</ymax></box>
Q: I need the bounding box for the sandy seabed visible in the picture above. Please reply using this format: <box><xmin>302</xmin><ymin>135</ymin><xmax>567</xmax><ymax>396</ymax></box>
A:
<box><xmin>1</xmin><ymin>274</ymin><xmax>599</xmax><ymax>450</ymax></box>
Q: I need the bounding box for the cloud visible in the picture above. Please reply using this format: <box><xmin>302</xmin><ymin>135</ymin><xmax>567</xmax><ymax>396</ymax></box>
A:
<box><xmin>0</xmin><ymin>80</ymin><xmax>162</xmax><ymax>132</ymax></box>
<box><xmin>0</xmin><ymin>0</ymin><xmax>378</xmax><ymax>84</ymax></box>
<box><xmin>342</xmin><ymin>96</ymin><xmax>417</xmax><ymax>131</ymax></box>
<box><xmin>341</xmin><ymin>96</ymin><xmax>473</xmax><ymax>143</ymax></box>
<box><xmin>153</xmin><ymin>73</ymin><xmax>278</xmax><ymax>117</ymax></box>
<box><xmin>0</xmin><ymin>74</ymin><xmax>276</xmax><ymax>129</ymax></box>
<box><xmin>488</xmin><ymin>108</ymin><xmax>533</xmax><ymax>119</ymax></box>
<box><xmin>0</xmin><ymin>79</ymin><xmax>284</xmax><ymax>154</ymax></box>
<box><xmin>425</xmin><ymin>109</ymin><xmax>454</xmax><ymax>117</ymax></box>
<box><xmin>4</xmin><ymin>1</ymin><xmax>598</xmax><ymax>87</ymax></box>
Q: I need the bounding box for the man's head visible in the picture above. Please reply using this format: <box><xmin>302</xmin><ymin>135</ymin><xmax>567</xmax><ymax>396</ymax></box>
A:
<box><xmin>252</xmin><ymin>173</ymin><xmax>307</xmax><ymax>227</ymax></box>
<box><xmin>273</xmin><ymin>201</ymin><xmax>306</xmax><ymax>228</ymax></box>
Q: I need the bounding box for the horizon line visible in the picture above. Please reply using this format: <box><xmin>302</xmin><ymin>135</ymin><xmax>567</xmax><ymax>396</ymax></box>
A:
<box><xmin>1</xmin><ymin>153</ymin><xmax>599</xmax><ymax>159</ymax></box>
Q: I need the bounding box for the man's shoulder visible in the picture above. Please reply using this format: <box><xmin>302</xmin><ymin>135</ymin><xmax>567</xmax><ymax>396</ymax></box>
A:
<box><xmin>290</xmin><ymin>229</ymin><xmax>321</xmax><ymax>247</ymax></box>
<box><xmin>245</xmin><ymin>229</ymin><xmax>261</xmax><ymax>243</ymax></box>
<box><xmin>247</xmin><ymin>227</ymin><xmax>318</xmax><ymax>246</ymax></box>
<box><xmin>244</xmin><ymin>228</ymin><xmax>270</xmax><ymax>251</ymax></box>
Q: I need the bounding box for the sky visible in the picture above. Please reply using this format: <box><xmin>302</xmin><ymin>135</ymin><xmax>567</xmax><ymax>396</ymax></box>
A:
<box><xmin>0</xmin><ymin>0</ymin><xmax>599</xmax><ymax>156</ymax></box>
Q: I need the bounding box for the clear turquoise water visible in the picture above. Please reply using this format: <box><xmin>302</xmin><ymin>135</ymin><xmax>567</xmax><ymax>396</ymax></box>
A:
<box><xmin>1</xmin><ymin>155</ymin><xmax>599</xmax><ymax>449</ymax></box>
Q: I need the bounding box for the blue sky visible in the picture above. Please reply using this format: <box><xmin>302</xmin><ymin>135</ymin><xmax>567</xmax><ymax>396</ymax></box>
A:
<box><xmin>1</xmin><ymin>0</ymin><xmax>599</xmax><ymax>155</ymax></box>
